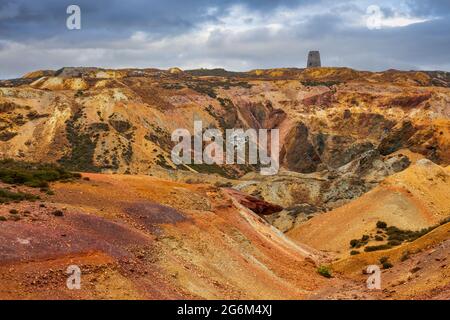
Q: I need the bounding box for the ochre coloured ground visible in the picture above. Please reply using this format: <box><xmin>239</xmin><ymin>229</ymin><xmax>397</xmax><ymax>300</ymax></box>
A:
<box><xmin>287</xmin><ymin>161</ymin><xmax>450</xmax><ymax>255</ymax></box>
<box><xmin>1</xmin><ymin>67</ymin><xmax>449</xmax><ymax>300</ymax></box>
<box><xmin>0</xmin><ymin>173</ymin><xmax>335</xmax><ymax>300</ymax></box>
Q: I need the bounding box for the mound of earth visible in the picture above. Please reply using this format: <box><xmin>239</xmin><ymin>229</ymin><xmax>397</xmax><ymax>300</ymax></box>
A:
<box><xmin>324</xmin><ymin>223</ymin><xmax>450</xmax><ymax>300</ymax></box>
<box><xmin>287</xmin><ymin>160</ymin><xmax>450</xmax><ymax>255</ymax></box>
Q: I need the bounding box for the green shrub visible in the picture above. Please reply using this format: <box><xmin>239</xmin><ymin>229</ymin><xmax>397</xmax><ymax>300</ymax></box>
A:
<box><xmin>368</xmin><ymin>221</ymin><xmax>447</xmax><ymax>248</ymax></box>
<box><xmin>0</xmin><ymin>159</ymin><xmax>80</xmax><ymax>188</ymax></box>
<box><xmin>52</xmin><ymin>210</ymin><xmax>64</xmax><ymax>217</ymax></box>
<box><xmin>350</xmin><ymin>250</ymin><xmax>360</xmax><ymax>256</ymax></box>
<box><xmin>382</xmin><ymin>262</ymin><xmax>393</xmax><ymax>269</ymax></box>
<box><xmin>0</xmin><ymin>216</ymin><xmax>6</xmax><ymax>221</ymax></box>
<box><xmin>364</xmin><ymin>244</ymin><xmax>392</xmax><ymax>252</ymax></box>
<box><xmin>387</xmin><ymin>240</ymin><xmax>403</xmax><ymax>247</ymax></box>
<box><xmin>9</xmin><ymin>209</ymin><xmax>18</xmax><ymax>215</ymax></box>
<box><xmin>0</xmin><ymin>188</ymin><xmax>37</xmax><ymax>203</ymax></box>
<box><xmin>301</xmin><ymin>80</ymin><xmax>340</xmax><ymax>87</ymax></box>
<box><xmin>350</xmin><ymin>239</ymin><xmax>360</xmax><ymax>248</ymax></box>
<box><xmin>214</xmin><ymin>181</ymin><xmax>233</xmax><ymax>188</ymax></box>
<box><xmin>400</xmin><ymin>251</ymin><xmax>410</xmax><ymax>262</ymax></box>
<box><xmin>376</xmin><ymin>221</ymin><xmax>387</xmax><ymax>229</ymax></box>
<box><xmin>317</xmin><ymin>266</ymin><xmax>332</xmax><ymax>278</ymax></box>
<box><xmin>350</xmin><ymin>234</ymin><xmax>370</xmax><ymax>249</ymax></box>
<box><xmin>439</xmin><ymin>217</ymin><xmax>450</xmax><ymax>226</ymax></box>
<box><xmin>379</xmin><ymin>256</ymin><xmax>389</xmax><ymax>264</ymax></box>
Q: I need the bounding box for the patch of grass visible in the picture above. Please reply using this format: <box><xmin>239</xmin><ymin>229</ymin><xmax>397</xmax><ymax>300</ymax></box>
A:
<box><xmin>0</xmin><ymin>159</ymin><xmax>80</xmax><ymax>188</ymax></box>
<box><xmin>317</xmin><ymin>265</ymin><xmax>332</xmax><ymax>278</ymax></box>
<box><xmin>59</xmin><ymin>108</ymin><xmax>100</xmax><ymax>172</ymax></box>
<box><xmin>187</xmin><ymin>163</ymin><xmax>230</xmax><ymax>178</ymax></box>
<box><xmin>156</xmin><ymin>154</ymin><xmax>173</xmax><ymax>170</ymax></box>
<box><xmin>301</xmin><ymin>80</ymin><xmax>341</xmax><ymax>87</ymax></box>
<box><xmin>364</xmin><ymin>244</ymin><xmax>392</xmax><ymax>252</ymax></box>
<box><xmin>0</xmin><ymin>188</ymin><xmax>38</xmax><ymax>204</ymax></box>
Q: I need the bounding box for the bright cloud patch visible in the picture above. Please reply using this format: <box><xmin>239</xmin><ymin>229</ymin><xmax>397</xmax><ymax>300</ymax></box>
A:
<box><xmin>365</xmin><ymin>5</ymin><xmax>432</xmax><ymax>30</ymax></box>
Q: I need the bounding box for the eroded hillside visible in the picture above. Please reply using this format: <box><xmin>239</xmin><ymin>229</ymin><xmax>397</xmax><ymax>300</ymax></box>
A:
<box><xmin>0</xmin><ymin>172</ymin><xmax>334</xmax><ymax>299</ymax></box>
<box><xmin>1</xmin><ymin>67</ymin><xmax>449</xmax><ymax>176</ymax></box>
<box><xmin>0</xmin><ymin>67</ymin><xmax>449</xmax><ymax>300</ymax></box>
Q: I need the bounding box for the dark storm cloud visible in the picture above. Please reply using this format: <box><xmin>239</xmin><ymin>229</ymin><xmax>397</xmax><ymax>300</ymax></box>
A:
<box><xmin>0</xmin><ymin>0</ymin><xmax>449</xmax><ymax>79</ymax></box>
<box><xmin>0</xmin><ymin>0</ymin><xmax>311</xmax><ymax>41</ymax></box>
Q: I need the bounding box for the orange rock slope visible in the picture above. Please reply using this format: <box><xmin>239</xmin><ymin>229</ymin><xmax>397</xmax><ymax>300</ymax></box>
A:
<box><xmin>288</xmin><ymin>160</ymin><xmax>450</xmax><ymax>255</ymax></box>
<box><xmin>0</xmin><ymin>173</ymin><xmax>333</xmax><ymax>300</ymax></box>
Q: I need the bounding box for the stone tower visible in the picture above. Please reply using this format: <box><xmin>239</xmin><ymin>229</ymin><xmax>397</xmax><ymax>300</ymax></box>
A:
<box><xmin>307</xmin><ymin>51</ymin><xmax>321</xmax><ymax>68</ymax></box>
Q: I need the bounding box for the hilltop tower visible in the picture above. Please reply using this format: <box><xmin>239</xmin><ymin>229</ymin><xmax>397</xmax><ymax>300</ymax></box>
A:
<box><xmin>307</xmin><ymin>51</ymin><xmax>321</xmax><ymax>68</ymax></box>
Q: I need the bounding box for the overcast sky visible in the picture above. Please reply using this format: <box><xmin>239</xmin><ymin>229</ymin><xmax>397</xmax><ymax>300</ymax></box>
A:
<box><xmin>0</xmin><ymin>0</ymin><xmax>449</xmax><ymax>79</ymax></box>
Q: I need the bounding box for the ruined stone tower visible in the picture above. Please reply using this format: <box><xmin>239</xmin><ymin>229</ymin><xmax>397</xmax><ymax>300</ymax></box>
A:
<box><xmin>307</xmin><ymin>51</ymin><xmax>321</xmax><ymax>68</ymax></box>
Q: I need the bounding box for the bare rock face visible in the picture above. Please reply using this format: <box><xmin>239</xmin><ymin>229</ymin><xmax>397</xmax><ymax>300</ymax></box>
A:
<box><xmin>281</xmin><ymin>123</ymin><xmax>321</xmax><ymax>173</ymax></box>
<box><xmin>55</xmin><ymin>67</ymin><xmax>101</xmax><ymax>78</ymax></box>
<box><xmin>224</xmin><ymin>188</ymin><xmax>283</xmax><ymax>215</ymax></box>
<box><xmin>0</xmin><ymin>66</ymin><xmax>448</xmax><ymax>177</ymax></box>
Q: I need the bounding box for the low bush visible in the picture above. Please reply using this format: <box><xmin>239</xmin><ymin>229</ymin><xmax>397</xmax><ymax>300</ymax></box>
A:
<box><xmin>382</xmin><ymin>262</ymin><xmax>393</xmax><ymax>269</ymax></box>
<box><xmin>379</xmin><ymin>257</ymin><xmax>389</xmax><ymax>264</ymax></box>
<box><xmin>52</xmin><ymin>210</ymin><xmax>64</xmax><ymax>217</ymax></box>
<box><xmin>214</xmin><ymin>181</ymin><xmax>233</xmax><ymax>188</ymax></box>
<box><xmin>0</xmin><ymin>159</ymin><xmax>81</xmax><ymax>188</ymax></box>
<box><xmin>400</xmin><ymin>251</ymin><xmax>410</xmax><ymax>262</ymax></box>
<box><xmin>376</xmin><ymin>221</ymin><xmax>387</xmax><ymax>229</ymax></box>
<box><xmin>350</xmin><ymin>235</ymin><xmax>370</xmax><ymax>249</ymax></box>
<box><xmin>317</xmin><ymin>266</ymin><xmax>332</xmax><ymax>278</ymax></box>
<box><xmin>0</xmin><ymin>188</ymin><xmax>37</xmax><ymax>204</ymax></box>
<box><xmin>364</xmin><ymin>244</ymin><xmax>392</xmax><ymax>252</ymax></box>
<box><xmin>387</xmin><ymin>240</ymin><xmax>403</xmax><ymax>247</ymax></box>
